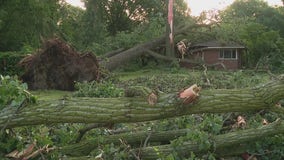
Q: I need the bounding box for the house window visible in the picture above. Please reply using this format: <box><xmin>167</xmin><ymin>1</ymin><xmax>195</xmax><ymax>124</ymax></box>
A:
<box><xmin>219</xmin><ymin>49</ymin><xmax>237</xmax><ymax>59</ymax></box>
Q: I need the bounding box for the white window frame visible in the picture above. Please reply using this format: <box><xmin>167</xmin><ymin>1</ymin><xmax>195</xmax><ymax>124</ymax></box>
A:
<box><xmin>219</xmin><ymin>49</ymin><xmax>238</xmax><ymax>60</ymax></box>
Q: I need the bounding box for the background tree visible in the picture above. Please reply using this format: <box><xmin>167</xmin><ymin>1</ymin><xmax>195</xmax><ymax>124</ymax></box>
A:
<box><xmin>57</xmin><ymin>3</ymin><xmax>85</xmax><ymax>49</ymax></box>
<box><xmin>80</xmin><ymin>0</ymin><xmax>192</xmax><ymax>53</ymax></box>
<box><xmin>79</xmin><ymin>0</ymin><xmax>108</xmax><ymax>49</ymax></box>
<box><xmin>0</xmin><ymin>0</ymin><xmax>60</xmax><ymax>51</ymax></box>
<box><xmin>212</xmin><ymin>0</ymin><xmax>284</xmax><ymax>71</ymax></box>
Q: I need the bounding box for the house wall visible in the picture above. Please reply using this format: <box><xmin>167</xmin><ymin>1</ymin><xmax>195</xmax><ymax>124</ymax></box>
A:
<box><xmin>181</xmin><ymin>49</ymin><xmax>242</xmax><ymax>70</ymax></box>
<box><xmin>203</xmin><ymin>49</ymin><xmax>240</xmax><ymax>70</ymax></box>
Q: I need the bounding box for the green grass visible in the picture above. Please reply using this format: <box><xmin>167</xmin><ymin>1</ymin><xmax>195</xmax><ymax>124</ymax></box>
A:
<box><xmin>30</xmin><ymin>90</ymin><xmax>73</xmax><ymax>101</ymax></box>
<box><xmin>114</xmin><ymin>67</ymin><xmax>199</xmax><ymax>81</ymax></box>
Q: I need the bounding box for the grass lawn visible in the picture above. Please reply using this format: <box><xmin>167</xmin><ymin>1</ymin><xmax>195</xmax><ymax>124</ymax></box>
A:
<box><xmin>30</xmin><ymin>90</ymin><xmax>73</xmax><ymax>101</ymax></box>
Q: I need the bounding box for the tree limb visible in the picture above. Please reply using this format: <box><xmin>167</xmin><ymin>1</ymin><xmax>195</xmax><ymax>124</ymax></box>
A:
<box><xmin>135</xmin><ymin>119</ymin><xmax>284</xmax><ymax>159</ymax></box>
<box><xmin>61</xmin><ymin>128</ymin><xmax>190</xmax><ymax>156</ymax></box>
<box><xmin>75</xmin><ymin>123</ymin><xmax>110</xmax><ymax>143</ymax></box>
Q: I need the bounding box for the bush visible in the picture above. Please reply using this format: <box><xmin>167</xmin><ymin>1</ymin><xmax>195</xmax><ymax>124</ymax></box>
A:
<box><xmin>0</xmin><ymin>52</ymin><xmax>26</xmax><ymax>76</ymax></box>
<box><xmin>0</xmin><ymin>75</ymin><xmax>36</xmax><ymax>110</ymax></box>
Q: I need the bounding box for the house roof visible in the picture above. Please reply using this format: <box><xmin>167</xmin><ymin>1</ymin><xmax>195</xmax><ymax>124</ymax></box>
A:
<box><xmin>189</xmin><ymin>40</ymin><xmax>245</xmax><ymax>49</ymax></box>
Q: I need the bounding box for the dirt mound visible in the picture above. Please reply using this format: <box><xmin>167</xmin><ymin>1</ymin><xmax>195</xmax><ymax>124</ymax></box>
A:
<box><xmin>19</xmin><ymin>38</ymin><xmax>100</xmax><ymax>90</ymax></box>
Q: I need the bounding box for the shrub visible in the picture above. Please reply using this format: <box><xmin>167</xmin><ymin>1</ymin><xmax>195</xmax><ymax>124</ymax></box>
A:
<box><xmin>0</xmin><ymin>75</ymin><xmax>36</xmax><ymax>110</ymax></box>
<box><xmin>0</xmin><ymin>52</ymin><xmax>26</xmax><ymax>76</ymax></box>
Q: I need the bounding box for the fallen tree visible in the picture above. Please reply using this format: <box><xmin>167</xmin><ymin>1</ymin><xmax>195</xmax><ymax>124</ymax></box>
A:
<box><xmin>0</xmin><ymin>75</ymin><xmax>283</xmax><ymax>129</ymax></box>
<box><xmin>60</xmin><ymin>119</ymin><xmax>284</xmax><ymax>158</ymax></box>
<box><xmin>99</xmin><ymin>23</ymin><xmax>214</xmax><ymax>70</ymax></box>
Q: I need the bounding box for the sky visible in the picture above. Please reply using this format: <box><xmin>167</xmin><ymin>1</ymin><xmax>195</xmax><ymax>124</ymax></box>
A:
<box><xmin>66</xmin><ymin>0</ymin><xmax>85</xmax><ymax>8</ymax></box>
<box><xmin>187</xmin><ymin>0</ymin><xmax>283</xmax><ymax>16</ymax></box>
<box><xmin>66</xmin><ymin>0</ymin><xmax>283</xmax><ymax>16</ymax></box>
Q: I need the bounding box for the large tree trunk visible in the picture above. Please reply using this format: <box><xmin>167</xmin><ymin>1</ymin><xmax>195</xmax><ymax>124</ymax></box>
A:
<box><xmin>0</xmin><ymin>76</ymin><xmax>283</xmax><ymax>129</ymax></box>
<box><xmin>61</xmin><ymin>119</ymin><xmax>284</xmax><ymax>158</ymax></box>
<box><xmin>99</xmin><ymin>37</ymin><xmax>165</xmax><ymax>70</ymax></box>
<box><xmin>99</xmin><ymin>24</ymin><xmax>212</xmax><ymax>70</ymax></box>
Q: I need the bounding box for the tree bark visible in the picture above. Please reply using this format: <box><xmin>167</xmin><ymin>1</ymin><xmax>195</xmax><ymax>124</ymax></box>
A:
<box><xmin>0</xmin><ymin>76</ymin><xmax>283</xmax><ymax>129</ymax></box>
<box><xmin>99</xmin><ymin>23</ymin><xmax>213</xmax><ymax>71</ymax></box>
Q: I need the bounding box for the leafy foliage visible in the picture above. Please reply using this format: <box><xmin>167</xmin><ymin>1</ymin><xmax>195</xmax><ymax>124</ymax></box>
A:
<box><xmin>0</xmin><ymin>75</ymin><xmax>36</xmax><ymax>110</ymax></box>
<box><xmin>239</xmin><ymin>23</ymin><xmax>284</xmax><ymax>70</ymax></box>
<box><xmin>74</xmin><ymin>81</ymin><xmax>124</xmax><ymax>98</ymax></box>
<box><xmin>216</xmin><ymin>0</ymin><xmax>284</xmax><ymax>71</ymax></box>
<box><xmin>85</xmin><ymin>15</ymin><xmax>165</xmax><ymax>54</ymax></box>
<box><xmin>118</xmin><ymin>70</ymin><xmax>269</xmax><ymax>93</ymax></box>
<box><xmin>242</xmin><ymin>111</ymin><xmax>284</xmax><ymax>159</ymax></box>
<box><xmin>57</xmin><ymin>4</ymin><xmax>85</xmax><ymax>49</ymax></box>
<box><xmin>0</xmin><ymin>75</ymin><xmax>38</xmax><ymax>157</ymax></box>
<box><xmin>0</xmin><ymin>0</ymin><xmax>60</xmax><ymax>51</ymax></box>
<box><xmin>0</xmin><ymin>52</ymin><xmax>26</xmax><ymax>75</ymax></box>
<box><xmin>0</xmin><ymin>131</ymin><xmax>19</xmax><ymax>155</ymax></box>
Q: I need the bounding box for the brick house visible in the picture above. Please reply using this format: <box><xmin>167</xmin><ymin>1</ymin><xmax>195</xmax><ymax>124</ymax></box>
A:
<box><xmin>186</xmin><ymin>40</ymin><xmax>246</xmax><ymax>70</ymax></box>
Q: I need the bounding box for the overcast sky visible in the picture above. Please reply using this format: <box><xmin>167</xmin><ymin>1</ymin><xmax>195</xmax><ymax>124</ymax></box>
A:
<box><xmin>66</xmin><ymin>0</ymin><xmax>283</xmax><ymax>16</ymax></box>
<box><xmin>187</xmin><ymin>0</ymin><xmax>283</xmax><ymax>16</ymax></box>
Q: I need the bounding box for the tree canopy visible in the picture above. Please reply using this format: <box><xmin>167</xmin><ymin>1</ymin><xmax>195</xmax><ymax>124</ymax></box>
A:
<box><xmin>0</xmin><ymin>0</ymin><xmax>283</xmax><ymax>71</ymax></box>
<box><xmin>0</xmin><ymin>0</ymin><xmax>60</xmax><ymax>51</ymax></box>
<box><xmin>210</xmin><ymin>0</ymin><xmax>284</xmax><ymax>70</ymax></box>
